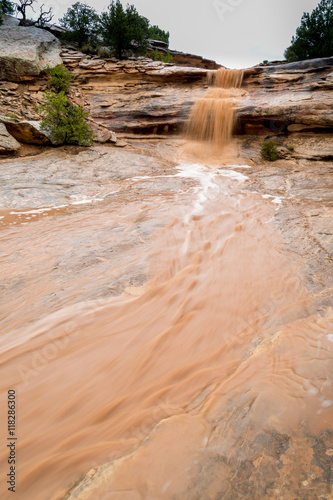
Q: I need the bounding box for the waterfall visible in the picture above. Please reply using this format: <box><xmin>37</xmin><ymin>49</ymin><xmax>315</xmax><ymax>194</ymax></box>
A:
<box><xmin>186</xmin><ymin>68</ymin><xmax>244</xmax><ymax>147</ymax></box>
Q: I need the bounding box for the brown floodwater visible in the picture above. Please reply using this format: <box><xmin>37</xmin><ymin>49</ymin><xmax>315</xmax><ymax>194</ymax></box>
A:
<box><xmin>0</xmin><ymin>70</ymin><xmax>332</xmax><ymax>500</ymax></box>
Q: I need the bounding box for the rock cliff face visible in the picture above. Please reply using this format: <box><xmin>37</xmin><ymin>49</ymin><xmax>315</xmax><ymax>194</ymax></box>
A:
<box><xmin>0</xmin><ymin>27</ymin><xmax>62</xmax><ymax>81</ymax></box>
<box><xmin>238</xmin><ymin>57</ymin><xmax>333</xmax><ymax>133</ymax></box>
<box><xmin>60</xmin><ymin>49</ymin><xmax>333</xmax><ymax>137</ymax></box>
<box><xmin>0</xmin><ymin>32</ymin><xmax>332</xmax><ymax>151</ymax></box>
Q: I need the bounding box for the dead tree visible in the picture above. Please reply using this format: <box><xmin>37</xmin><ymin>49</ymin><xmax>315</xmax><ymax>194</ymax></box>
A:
<box><xmin>16</xmin><ymin>0</ymin><xmax>53</xmax><ymax>26</ymax></box>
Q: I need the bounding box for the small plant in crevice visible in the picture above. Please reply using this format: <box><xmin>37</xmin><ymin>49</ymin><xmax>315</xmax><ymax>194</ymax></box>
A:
<box><xmin>287</xmin><ymin>144</ymin><xmax>295</xmax><ymax>151</ymax></box>
<box><xmin>152</xmin><ymin>49</ymin><xmax>173</xmax><ymax>63</ymax></box>
<box><xmin>260</xmin><ymin>140</ymin><xmax>280</xmax><ymax>161</ymax></box>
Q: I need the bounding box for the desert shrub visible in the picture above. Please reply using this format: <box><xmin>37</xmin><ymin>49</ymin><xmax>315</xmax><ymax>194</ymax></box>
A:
<box><xmin>40</xmin><ymin>91</ymin><xmax>94</xmax><ymax>146</ymax></box>
<box><xmin>287</xmin><ymin>144</ymin><xmax>295</xmax><ymax>151</ymax></box>
<box><xmin>152</xmin><ymin>49</ymin><xmax>173</xmax><ymax>63</ymax></box>
<box><xmin>152</xmin><ymin>48</ymin><xmax>158</xmax><ymax>61</ymax></box>
<box><xmin>261</xmin><ymin>140</ymin><xmax>280</xmax><ymax>161</ymax></box>
<box><xmin>97</xmin><ymin>46</ymin><xmax>113</xmax><ymax>58</ymax></box>
<box><xmin>45</xmin><ymin>64</ymin><xmax>74</xmax><ymax>94</ymax></box>
<box><xmin>160</xmin><ymin>50</ymin><xmax>173</xmax><ymax>63</ymax></box>
<box><xmin>81</xmin><ymin>44</ymin><xmax>98</xmax><ymax>55</ymax></box>
<box><xmin>5</xmin><ymin>111</ymin><xmax>17</xmax><ymax>119</ymax></box>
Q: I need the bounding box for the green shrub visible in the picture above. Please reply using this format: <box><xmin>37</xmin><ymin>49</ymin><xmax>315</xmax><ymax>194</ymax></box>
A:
<box><xmin>152</xmin><ymin>48</ymin><xmax>158</xmax><ymax>61</ymax></box>
<box><xmin>45</xmin><ymin>64</ymin><xmax>74</xmax><ymax>94</ymax></box>
<box><xmin>40</xmin><ymin>91</ymin><xmax>94</xmax><ymax>146</ymax></box>
<box><xmin>81</xmin><ymin>43</ymin><xmax>98</xmax><ymax>55</ymax></box>
<box><xmin>97</xmin><ymin>46</ymin><xmax>113</xmax><ymax>58</ymax></box>
<box><xmin>5</xmin><ymin>111</ymin><xmax>17</xmax><ymax>119</ymax></box>
<box><xmin>161</xmin><ymin>50</ymin><xmax>173</xmax><ymax>63</ymax></box>
<box><xmin>261</xmin><ymin>140</ymin><xmax>280</xmax><ymax>161</ymax></box>
<box><xmin>287</xmin><ymin>144</ymin><xmax>295</xmax><ymax>151</ymax></box>
<box><xmin>152</xmin><ymin>49</ymin><xmax>173</xmax><ymax>63</ymax></box>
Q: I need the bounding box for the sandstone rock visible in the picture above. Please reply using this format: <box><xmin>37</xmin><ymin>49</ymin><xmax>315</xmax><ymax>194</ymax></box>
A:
<box><xmin>109</xmin><ymin>131</ymin><xmax>117</xmax><ymax>143</ymax></box>
<box><xmin>0</xmin><ymin>116</ymin><xmax>54</xmax><ymax>145</ymax></box>
<box><xmin>287</xmin><ymin>124</ymin><xmax>328</xmax><ymax>133</ymax></box>
<box><xmin>115</xmin><ymin>140</ymin><xmax>127</xmax><ymax>147</ymax></box>
<box><xmin>0</xmin><ymin>82</ymin><xmax>19</xmax><ymax>91</ymax></box>
<box><xmin>104</xmin><ymin>63</ymin><xmax>119</xmax><ymax>72</ymax></box>
<box><xmin>238</xmin><ymin>57</ymin><xmax>333</xmax><ymax>132</ymax></box>
<box><xmin>79</xmin><ymin>59</ymin><xmax>105</xmax><ymax>70</ymax></box>
<box><xmin>0</xmin><ymin>27</ymin><xmax>62</xmax><ymax>81</ymax></box>
<box><xmin>88</xmin><ymin>120</ymin><xmax>112</xmax><ymax>143</ymax></box>
<box><xmin>0</xmin><ymin>123</ymin><xmax>21</xmax><ymax>154</ymax></box>
<box><xmin>145</xmin><ymin>66</ymin><xmax>207</xmax><ymax>77</ymax></box>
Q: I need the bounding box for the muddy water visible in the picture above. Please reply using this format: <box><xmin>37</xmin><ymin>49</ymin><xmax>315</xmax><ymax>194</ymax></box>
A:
<box><xmin>186</xmin><ymin>69</ymin><xmax>244</xmax><ymax>147</ymax></box>
<box><xmin>0</xmin><ymin>140</ymin><xmax>332</xmax><ymax>500</ymax></box>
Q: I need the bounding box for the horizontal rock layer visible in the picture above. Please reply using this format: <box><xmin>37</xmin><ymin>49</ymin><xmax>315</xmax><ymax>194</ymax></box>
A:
<box><xmin>60</xmin><ymin>51</ymin><xmax>333</xmax><ymax>136</ymax></box>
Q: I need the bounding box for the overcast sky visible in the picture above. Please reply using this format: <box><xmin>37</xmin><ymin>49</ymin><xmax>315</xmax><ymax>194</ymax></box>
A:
<box><xmin>44</xmin><ymin>0</ymin><xmax>320</xmax><ymax>68</ymax></box>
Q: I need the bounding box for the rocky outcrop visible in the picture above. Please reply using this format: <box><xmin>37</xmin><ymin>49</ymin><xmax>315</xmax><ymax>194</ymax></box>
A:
<box><xmin>0</xmin><ymin>115</ymin><xmax>54</xmax><ymax>144</ymax></box>
<box><xmin>237</xmin><ymin>57</ymin><xmax>333</xmax><ymax>133</ymax></box>
<box><xmin>60</xmin><ymin>48</ymin><xmax>208</xmax><ymax>135</ymax></box>
<box><xmin>0</xmin><ymin>26</ymin><xmax>62</xmax><ymax>81</ymax></box>
<box><xmin>0</xmin><ymin>123</ymin><xmax>21</xmax><ymax>154</ymax></box>
<box><xmin>61</xmin><ymin>48</ymin><xmax>208</xmax><ymax>81</ymax></box>
<box><xmin>60</xmin><ymin>49</ymin><xmax>333</xmax><ymax>137</ymax></box>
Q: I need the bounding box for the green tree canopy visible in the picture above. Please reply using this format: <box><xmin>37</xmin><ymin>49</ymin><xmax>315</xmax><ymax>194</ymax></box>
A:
<box><xmin>100</xmin><ymin>0</ymin><xmax>149</xmax><ymax>59</ymax></box>
<box><xmin>0</xmin><ymin>0</ymin><xmax>15</xmax><ymax>25</ymax></box>
<box><xmin>285</xmin><ymin>0</ymin><xmax>333</xmax><ymax>62</ymax></box>
<box><xmin>59</xmin><ymin>2</ymin><xmax>99</xmax><ymax>47</ymax></box>
<box><xmin>147</xmin><ymin>25</ymin><xmax>169</xmax><ymax>45</ymax></box>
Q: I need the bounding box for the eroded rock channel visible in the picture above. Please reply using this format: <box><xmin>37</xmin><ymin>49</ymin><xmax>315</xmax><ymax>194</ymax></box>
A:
<box><xmin>0</xmin><ymin>28</ymin><xmax>332</xmax><ymax>500</ymax></box>
<box><xmin>0</xmin><ymin>136</ymin><xmax>332</xmax><ymax>500</ymax></box>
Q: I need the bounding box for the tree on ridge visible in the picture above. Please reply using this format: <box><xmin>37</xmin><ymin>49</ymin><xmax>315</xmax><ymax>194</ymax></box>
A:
<box><xmin>285</xmin><ymin>0</ymin><xmax>333</xmax><ymax>61</ymax></box>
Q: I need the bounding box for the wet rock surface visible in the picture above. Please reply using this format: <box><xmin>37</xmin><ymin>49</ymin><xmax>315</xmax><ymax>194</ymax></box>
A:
<box><xmin>0</xmin><ymin>122</ymin><xmax>21</xmax><ymax>153</ymax></box>
<box><xmin>0</xmin><ymin>139</ymin><xmax>332</xmax><ymax>500</ymax></box>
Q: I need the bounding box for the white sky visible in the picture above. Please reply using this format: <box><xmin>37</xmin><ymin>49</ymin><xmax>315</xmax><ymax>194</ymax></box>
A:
<box><xmin>39</xmin><ymin>0</ymin><xmax>320</xmax><ymax>68</ymax></box>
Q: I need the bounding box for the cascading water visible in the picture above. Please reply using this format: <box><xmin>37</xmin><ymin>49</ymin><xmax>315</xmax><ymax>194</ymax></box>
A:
<box><xmin>186</xmin><ymin>68</ymin><xmax>244</xmax><ymax>146</ymax></box>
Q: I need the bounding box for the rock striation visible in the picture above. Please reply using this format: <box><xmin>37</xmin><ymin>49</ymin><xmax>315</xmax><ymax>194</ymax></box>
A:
<box><xmin>59</xmin><ymin>49</ymin><xmax>333</xmax><ymax>137</ymax></box>
<box><xmin>238</xmin><ymin>56</ymin><xmax>333</xmax><ymax>133</ymax></box>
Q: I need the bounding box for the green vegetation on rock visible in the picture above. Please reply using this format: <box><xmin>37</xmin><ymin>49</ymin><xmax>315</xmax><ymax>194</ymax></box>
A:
<box><xmin>40</xmin><ymin>65</ymin><xmax>93</xmax><ymax>146</ymax></box>
<box><xmin>261</xmin><ymin>140</ymin><xmax>280</xmax><ymax>161</ymax></box>
<box><xmin>152</xmin><ymin>49</ymin><xmax>173</xmax><ymax>63</ymax></box>
<box><xmin>40</xmin><ymin>91</ymin><xmax>94</xmax><ymax>146</ymax></box>
<box><xmin>285</xmin><ymin>0</ymin><xmax>333</xmax><ymax>62</ymax></box>
<box><xmin>45</xmin><ymin>64</ymin><xmax>73</xmax><ymax>94</ymax></box>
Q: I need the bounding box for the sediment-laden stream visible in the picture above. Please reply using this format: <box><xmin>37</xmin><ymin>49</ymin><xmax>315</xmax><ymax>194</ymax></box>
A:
<box><xmin>0</xmin><ymin>137</ymin><xmax>332</xmax><ymax>500</ymax></box>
